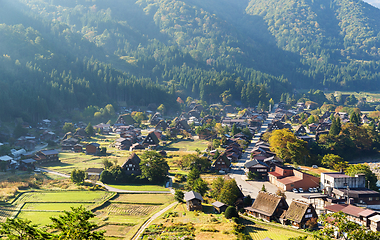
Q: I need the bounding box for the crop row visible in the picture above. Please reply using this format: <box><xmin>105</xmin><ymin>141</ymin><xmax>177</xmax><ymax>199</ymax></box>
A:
<box><xmin>98</xmin><ymin>203</ymin><xmax>159</xmax><ymax>216</ymax></box>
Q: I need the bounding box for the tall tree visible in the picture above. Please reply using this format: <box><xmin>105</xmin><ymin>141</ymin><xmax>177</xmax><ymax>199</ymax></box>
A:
<box><xmin>139</xmin><ymin>151</ymin><xmax>169</xmax><ymax>182</ymax></box>
<box><xmin>49</xmin><ymin>206</ymin><xmax>105</xmax><ymax>240</ymax></box>
<box><xmin>85</xmin><ymin>122</ymin><xmax>94</xmax><ymax>136</ymax></box>
<box><xmin>0</xmin><ymin>218</ymin><xmax>51</xmax><ymax>240</ymax></box>
<box><xmin>218</xmin><ymin>179</ymin><xmax>241</xmax><ymax>206</ymax></box>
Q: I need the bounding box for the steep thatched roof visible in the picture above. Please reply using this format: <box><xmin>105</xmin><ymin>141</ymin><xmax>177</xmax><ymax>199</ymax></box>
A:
<box><xmin>251</xmin><ymin>191</ymin><xmax>287</xmax><ymax>216</ymax></box>
<box><xmin>281</xmin><ymin>200</ymin><xmax>311</xmax><ymax>223</ymax></box>
<box><xmin>121</xmin><ymin>153</ymin><xmax>141</xmax><ymax>168</ymax></box>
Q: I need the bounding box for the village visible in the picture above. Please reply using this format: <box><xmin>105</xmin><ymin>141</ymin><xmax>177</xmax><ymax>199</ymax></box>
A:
<box><xmin>1</xmin><ymin>96</ymin><xmax>380</xmax><ymax>239</ymax></box>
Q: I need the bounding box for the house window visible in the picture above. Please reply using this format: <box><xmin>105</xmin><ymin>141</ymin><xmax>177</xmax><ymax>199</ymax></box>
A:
<box><xmin>376</xmin><ymin>197</ymin><xmax>379</xmax><ymax>201</ymax></box>
<box><xmin>305</xmin><ymin>214</ymin><xmax>313</xmax><ymax>218</ymax></box>
<box><xmin>129</xmin><ymin>164</ymin><xmax>132</xmax><ymax>167</ymax></box>
<box><xmin>291</xmin><ymin>184</ymin><xmax>294</xmax><ymax>187</ymax></box>
<box><xmin>369</xmin><ymin>197</ymin><xmax>373</xmax><ymax>201</ymax></box>
<box><xmin>307</xmin><ymin>209</ymin><xmax>311</xmax><ymax>213</ymax></box>
<box><xmin>257</xmin><ymin>169</ymin><xmax>267</xmax><ymax>172</ymax></box>
<box><xmin>127</xmin><ymin>168</ymin><xmax>129</xmax><ymax>171</ymax></box>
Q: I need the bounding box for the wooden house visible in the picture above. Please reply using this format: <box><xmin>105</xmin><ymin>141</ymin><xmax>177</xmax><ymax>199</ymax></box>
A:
<box><xmin>73</xmin><ymin>144</ymin><xmax>83</xmax><ymax>153</ymax></box>
<box><xmin>175</xmin><ymin>120</ymin><xmax>191</xmax><ymax>132</ymax></box>
<box><xmin>129</xmin><ymin>143</ymin><xmax>145</xmax><ymax>151</ymax></box>
<box><xmin>20</xmin><ymin>158</ymin><xmax>36</xmax><ymax>171</ymax></box>
<box><xmin>185</xmin><ymin>191</ymin><xmax>203</xmax><ymax>211</ymax></box>
<box><xmin>212</xmin><ymin>153</ymin><xmax>231</xmax><ymax>172</ymax></box>
<box><xmin>244</xmin><ymin>159</ymin><xmax>270</xmax><ymax>180</ymax></box>
<box><xmin>212</xmin><ymin>201</ymin><xmax>228</xmax><ymax>213</ymax></box>
<box><xmin>115</xmin><ymin>138</ymin><xmax>132</xmax><ymax>150</ymax></box>
<box><xmin>121</xmin><ymin>153</ymin><xmax>141</xmax><ymax>175</ymax></box>
<box><xmin>115</xmin><ymin>114</ymin><xmax>136</xmax><ymax>126</ymax></box>
<box><xmin>267</xmin><ymin>121</ymin><xmax>292</xmax><ymax>132</ymax></box>
<box><xmin>86</xmin><ymin>143</ymin><xmax>100</xmax><ymax>155</ymax></box>
<box><xmin>34</xmin><ymin>150</ymin><xmax>59</xmax><ymax>164</ymax></box>
<box><xmin>280</xmin><ymin>200</ymin><xmax>318</xmax><ymax>229</ymax></box>
<box><xmin>155</xmin><ymin>120</ymin><xmax>169</xmax><ymax>131</ymax></box>
<box><xmin>142</xmin><ymin>132</ymin><xmax>160</xmax><ymax>146</ymax></box>
<box><xmin>294</xmin><ymin>125</ymin><xmax>307</xmax><ymax>136</ymax></box>
<box><xmin>86</xmin><ymin>168</ymin><xmax>104</xmax><ymax>181</ymax></box>
<box><xmin>150</xmin><ymin>112</ymin><xmax>163</xmax><ymax>125</ymax></box>
<box><xmin>245</xmin><ymin>191</ymin><xmax>288</xmax><ymax>222</ymax></box>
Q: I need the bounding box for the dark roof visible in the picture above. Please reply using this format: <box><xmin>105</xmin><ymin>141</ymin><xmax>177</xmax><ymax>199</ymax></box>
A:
<box><xmin>40</xmin><ymin>150</ymin><xmax>59</xmax><ymax>155</ymax></box>
<box><xmin>212</xmin><ymin>201</ymin><xmax>227</xmax><ymax>208</ymax></box>
<box><xmin>142</xmin><ymin>131</ymin><xmax>160</xmax><ymax>145</ymax></box>
<box><xmin>213</xmin><ymin>153</ymin><xmax>231</xmax><ymax>167</ymax></box>
<box><xmin>251</xmin><ymin>191</ymin><xmax>287</xmax><ymax>216</ymax></box>
<box><xmin>88</xmin><ymin>143</ymin><xmax>100</xmax><ymax>147</ymax></box>
<box><xmin>244</xmin><ymin>159</ymin><xmax>269</xmax><ymax>168</ymax></box>
<box><xmin>184</xmin><ymin>191</ymin><xmax>203</xmax><ymax>202</ymax></box>
<box><xmin>121</xmin><ymin>153</ymin><xmax>141</xmax><ymax>168</ymax></box>
<box><xmin>86</xmin><ymin>168</ymin><xmax>104</xmax><ymax>174</ymax></box>
<box><xmin>332</xmin><ymin>188</ymin><xmax>380</xmax><ymax>198</ymax></box>
<box><xmin>281</xmin><ymin>200</ymin><xmax>311</xmax><ymax>223</ymax></box>
<box><xmin>21</xmin><ymin>158</ymin><xmax>36</xmax><ymax>164</ymax></box>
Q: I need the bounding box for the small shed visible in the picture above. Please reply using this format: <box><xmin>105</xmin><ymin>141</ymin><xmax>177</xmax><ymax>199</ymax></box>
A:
<box><xmin>212</xmin><ymin>201</ymin><xmax>228</xmax><ymax>213</ymax></box>
<box><xmin>184</xmin><ymin>191</ymin><xmax>203</xmax><ymax>211</ymax></box>
<box><xmin>86</xmin><ymin>168</ymin><xmax>104</xmax><ymax>181</ymax></box>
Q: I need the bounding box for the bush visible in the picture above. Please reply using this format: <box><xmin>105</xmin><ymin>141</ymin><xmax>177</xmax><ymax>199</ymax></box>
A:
<box><xmin>174</xmin><ymin>189</ymin><xmax>184</xmax><ymax>202</ymax></box>
<box><xmin>225</xmin><ymin>206</ymin><xmax>238</xmax><ymax>219</ymax></box>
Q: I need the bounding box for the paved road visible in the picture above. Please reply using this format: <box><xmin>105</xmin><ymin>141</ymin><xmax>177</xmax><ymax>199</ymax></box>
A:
<box><xmin>39</xmin><ymin>168</ymin><xmax>172</xmax><ymax>194</ymax></box>
<box><xmin>229</xmin><ymin>110</ymin><xmax>319</xmax><ymax>204</ymax></box>
<box><xmin>131</xmin><ymin>202</ymin><xmax>177</xmax><ymax>240</ymax></box>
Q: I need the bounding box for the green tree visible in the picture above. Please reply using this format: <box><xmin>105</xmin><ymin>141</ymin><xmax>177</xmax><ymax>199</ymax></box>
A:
<box><xmin>140</xmin><ymin>151</ymin><xmax>169</xmax><ymax>182</ymax></box>
<box><xmin>220</xmin><ymin>89</ymin><xmax>232</xmax><ymax>104</ymax></box>
<box><xmin>102</xmin><ymin>158</ymin><xmax>113</xmax><ymax>170</ymax></box>
<box><xmin>174</xmin><ymin>189</ymin><xmax>184</xmax><ymax>202</ymax></box>
<box><xmin>314</xmin><ymin>212</ymin><xmax>380</xmax><ymax>240</ymax></box>
<box><xmin>186</xmin><ymin>167</ymin><xmax>200</xmax><ymax>189</ymax></box>
<box><xmin>70</xmin><ymin>169</ymin><xmax>86</xmax><ymax>184</ymax></box>
<box><xmin>219</xmin><ymin>179</ymin><xmax>240</xmax><ymax>206</ymax></box>
<box><xmin>157</xmin><ymin>104</ymin><xmax>166</xmax><ymax>115</ymax></box>
<box><xmin>85</xmin><ymin>122</ymin><xmax>94</xmax><ymax>136</ymax></box>
<box><xmin>346</xmin><ymin>164</ymin><xmax>378</xmax><ymax>190</ymax></box>
<box><xmin>261</xmin><ymin>184</ymin><xmax>267</xmax><ymax>192</ymax></box>
<box><xmin>350</xmin><ymin>112</ymin><xmax>360</xmax><ymax>126</ymax></box>
<box><xmin>211</xmin><ymin>176</ymin><xmax>225</xmax><ymax>199</ymax></box>
<box><xmin>62</xmin><ymin>122</ymin><xmax>75</xmax><ymax>134</ymax></box>
<box><xmin>193</xmin><ymin>178</ymin><xmax>208</xmax><ymax>196</ymax></box>
<box><xmin>329</xmin><ymin>117</ymin><xmax>341</xmax><ymax>136</ymax></box>
<box><xmin>49</xmin><ymin>206</ymin><xmax>105</xmax><ymax>240</ymax></box>
<box><xmin>231</xmin><ymin>123</ymin><xmax>241</xmax><ymax>136</ymax></box>
<box><xmin>321</xmin><ymin>154</ymin><xmax>348</xmax><ymax>172</ymax></box>
<box><xmin>13</xmin><ymin>123</ymin><xmax>28</xmax><ymax>138</ymax></box>
<box><xmin>224</xmin><ymin>206</ymin><xmax>238</xmax><ymax>219</ymax></box>
<box><xmin>0</xmin><ymin>218</ymin><xmax>51</xmax><ymax>240</ymax></box>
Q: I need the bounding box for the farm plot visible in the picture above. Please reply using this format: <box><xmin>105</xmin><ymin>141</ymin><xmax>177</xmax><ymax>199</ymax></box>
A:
<box><xmin>22</xmin><ymin>202</ymin><xmax>93</xmax><ymax>211</ymax></box>
<box><xmin>99</xmin><ymin>203</ymin><xmax>159</xmax><ymax>216</ymax></box>
<box><xmin>111</xmin><ymin>193</ymin><xmax>173</xmax><ymax>204</ymax></box>
<box><xmin>13</xmin><ymin>191</ymin><xmax>112</xmax><ymax>204</ymax></box>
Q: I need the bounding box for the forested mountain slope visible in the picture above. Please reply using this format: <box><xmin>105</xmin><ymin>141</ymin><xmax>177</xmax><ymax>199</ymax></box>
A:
<box><xmin>1</xmin><ymin>0</ymin><xmax>380</xmax><ymax>121</ymax></box>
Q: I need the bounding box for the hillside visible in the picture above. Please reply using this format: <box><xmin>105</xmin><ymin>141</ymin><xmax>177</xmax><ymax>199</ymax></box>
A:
<box><xmin>1</xmin><ymin>0</ymin><xmax>380</xmax><ymax>121</ymax></box>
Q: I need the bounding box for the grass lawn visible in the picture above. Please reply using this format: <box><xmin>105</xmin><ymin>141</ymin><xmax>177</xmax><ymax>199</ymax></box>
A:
<box><xmin>13</xmin><ymin>191</ymin><xmax>112</xmax><ymax>204</ymax></box>
<box><xmin>17</xmin><ymin>211</ymin><xmax>61</xmax><ymax>226</ymax></box>
<box><xmin>106</xmin><ymin>184</ymin><xmax>169</xmax><ymax>192</ymax></box>
<box><xmin>162</xmin><ymin>139</ymin><xmax>210</xmax><ymax>152</ymax></box>
<box><xmin>244</xmin><ymin>217</ymin><xmax>312</xmax><ymax>240</ymax></box>
<box><xmin>22</xmin><ymin>202</ymin><xmax>94</xmax><ymax>211</ymax></box>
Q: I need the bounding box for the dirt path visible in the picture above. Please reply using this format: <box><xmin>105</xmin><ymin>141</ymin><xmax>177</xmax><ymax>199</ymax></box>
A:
<box><xmin>131</xmin><ymin>202</ymin><xmax>177</xmax><ymax>240</ymax></box>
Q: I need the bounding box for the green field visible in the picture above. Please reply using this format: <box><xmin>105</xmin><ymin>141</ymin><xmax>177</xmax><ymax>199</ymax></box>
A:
<box><xmin>13</xmin><ymin>191</ymin><xmax>112</xmax><ymax>204</ymax></box>
<box><xmin>162</xmin><ymin>139</ymin><xmax>209</xmax><ymax>152</ymax></box>
<box><xmin>243</xmin><ymin>216</ymin><xmax>312</xmax><ymax>240</ymax></box>
<box><xmin>107</xmin><ymin>184</ymin><xmax>169</xmax><ymax>192</ymax></box>
<box><xmin>1</xmin><ymin>191</ymin><xmax>175</xmax><ymax>239</ymax></box>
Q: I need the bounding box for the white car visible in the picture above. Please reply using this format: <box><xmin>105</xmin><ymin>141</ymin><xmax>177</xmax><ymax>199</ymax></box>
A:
<box><xmin>298</xmin><ymin>188</ymin><xmax>304</xmax><ymax>193</ymax></box>
<box><xmin>313</xmin><ymin>187</ymin><xmax>318</xmax><ymax>192</ymax></box>
<box><xmin>309</xmin><ymin>188</ymin><xmax>313</xmax><ymax>192</ymax></box>
<box><xmin>292</xmin><ymin>188</ymin><xmax>298</xmax><ymax>193</ymax></box>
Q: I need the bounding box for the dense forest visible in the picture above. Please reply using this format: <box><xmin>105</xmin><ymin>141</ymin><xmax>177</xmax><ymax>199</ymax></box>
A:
<box><xmin>1</xmin><ymin>0</ymin><xmax>380</xmax><ymax>122</ymax></box>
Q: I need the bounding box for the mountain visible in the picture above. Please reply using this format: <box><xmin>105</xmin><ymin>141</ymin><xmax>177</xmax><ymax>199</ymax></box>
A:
<box><xmin>363</xmin><ymin>0</ymin><xmax>380</xmax><ymax>8</ymax></box>
<box><xmin>1</xmin><ymin>0</ymin><xmax>380</xmax><ymax>121</ymax></box>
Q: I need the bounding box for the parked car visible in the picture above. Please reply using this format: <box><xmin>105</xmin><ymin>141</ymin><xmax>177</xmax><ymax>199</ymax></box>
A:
<box><xmin>309</xmin><ymin>187</ymin><xmax>313</xmax><ymax>192</ymax></box>
<box><xmin>299</xmin><ymin>188</ymin><xmax>304</xmax><ymax>193</ymax></box>
<box><xmin>292</xmin><ymin>188</ymin><xmax>298</xmax><ymax>193</ymax></box>
<box><xmin>313</xmin><ymin>187</ymin><xmax>318</xmax><ymax>192</ymax></box>
<box><xmin>312</xmin><ymin>165</ymin><xmax>318</xmax><ymax>169</ymax></box>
